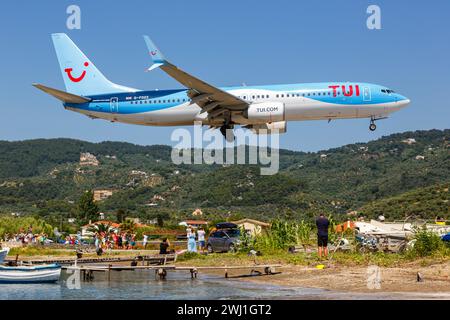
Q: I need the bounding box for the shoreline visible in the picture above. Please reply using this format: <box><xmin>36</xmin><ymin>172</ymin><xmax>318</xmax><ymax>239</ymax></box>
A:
<box><xmin>6</xmin><ymin>249</ymin><xmax>450</xmax><ymax>299</ymax></box>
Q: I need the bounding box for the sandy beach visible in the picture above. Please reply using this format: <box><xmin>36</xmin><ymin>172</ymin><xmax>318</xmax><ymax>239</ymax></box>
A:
<box><xmin>235</xmin><ymin>261</ymin><xmax>450</xmax><ymax>298</ymax></box>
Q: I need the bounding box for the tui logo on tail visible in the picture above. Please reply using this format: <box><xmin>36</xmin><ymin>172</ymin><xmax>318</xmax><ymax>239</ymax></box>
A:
<box><xmin>64</xmin><ymin>62</ymin><xmax>89</xmax><ymax>82</ymax></box>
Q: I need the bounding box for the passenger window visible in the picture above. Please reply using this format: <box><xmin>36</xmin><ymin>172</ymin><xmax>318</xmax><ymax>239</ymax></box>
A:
<box><xmin>276</xmin><ymin>94</ymin><xmax>279</xmax><ymax>98</ymax></box>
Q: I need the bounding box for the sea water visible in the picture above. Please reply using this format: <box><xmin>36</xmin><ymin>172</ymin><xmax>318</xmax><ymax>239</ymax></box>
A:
<box><xmin>0</xmin><ymin>270</ymin><xmax>446</xmax><ymax>300</ymax></box>
<box><xmin>0</xmin><ymin>269</ymin><xmax>326</xmax><ymax>300</ymax></box>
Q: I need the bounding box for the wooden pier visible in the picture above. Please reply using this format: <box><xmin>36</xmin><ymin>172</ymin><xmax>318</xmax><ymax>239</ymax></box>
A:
<box><xmin>63</xmin><ymin>263</ymin><xmax>283</xmax><ymax>281</ymax></box>
<box><xmin>5</xmin><ymin>254</ymin><xmax>177</xmax><ymax>266</ymax></box>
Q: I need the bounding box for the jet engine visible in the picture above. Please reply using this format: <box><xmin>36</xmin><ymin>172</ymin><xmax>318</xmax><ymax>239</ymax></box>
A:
<box><xmin>245</xmin><ymin>102</ymin><xmax>285</xmax><ymax>123</ymax></box>
<box><xmin>247</xmin><ymin>121</ymin><xmax>287</xmax><ymax>134</ymax></box>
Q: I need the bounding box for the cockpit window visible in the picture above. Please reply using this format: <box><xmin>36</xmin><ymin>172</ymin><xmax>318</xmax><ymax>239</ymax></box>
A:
<box><xmin>382</xmin><ymin>89</ymin><xmax>395</xmax><ymax>94</ymax></box>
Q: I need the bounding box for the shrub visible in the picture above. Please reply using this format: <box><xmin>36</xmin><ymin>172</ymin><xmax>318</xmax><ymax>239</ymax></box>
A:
<box><xmin>0</xmin><ymin>216</ymin><xmax>54</xmax><ymax>238</ymax></box>
<box><xmin>176</xmin><ymin>251</ymin><xmax>205</xmax><ymax>262</ymax></box>
<box><xmin>411</xmin><ymin>228</ymin><xmax>444</xmax><ymax>257</ymax></box>
<box><xmin>254</xmin><ymin>219</ymin><xmax>313</xmax><ymax>251</ymax></box>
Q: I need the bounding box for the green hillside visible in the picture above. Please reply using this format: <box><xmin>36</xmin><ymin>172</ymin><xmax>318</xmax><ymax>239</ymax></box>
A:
<box><xmin>0</xmin><ymin>129</ymin><xmax>448</xmax><ymax>225</ymax></box>
<box><xmin>359</xmin><ymin>183</ymin><xmax>449</xmax><ymax>220</ymax></box>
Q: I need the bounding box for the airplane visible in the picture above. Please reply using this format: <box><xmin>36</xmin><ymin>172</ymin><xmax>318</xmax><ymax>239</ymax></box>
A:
<box><xmin>34</xmin><ymin>33</ymin><xmax>410</xmax><ymax>140</ymax></box>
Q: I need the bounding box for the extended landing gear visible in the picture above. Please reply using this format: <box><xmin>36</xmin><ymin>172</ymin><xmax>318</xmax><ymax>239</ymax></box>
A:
<box><xmin>369</xmin><ymin>119</ymin><xmax>377</xmax><ymax>131</ymax></box>
<box><xmin>220</xmin><ymin>124</ymin><xmax>235</xmax><ymax>142</ymax></box>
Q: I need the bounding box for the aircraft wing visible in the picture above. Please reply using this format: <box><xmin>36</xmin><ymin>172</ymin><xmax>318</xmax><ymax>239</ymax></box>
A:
<box><xmin>143</xmin><ymin>36</ymin><xmax>248</xmax><ymax>122</ymax></box>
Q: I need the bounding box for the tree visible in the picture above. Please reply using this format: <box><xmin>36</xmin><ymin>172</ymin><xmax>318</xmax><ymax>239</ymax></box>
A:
<box><xmin>88</xmin><ymin>222</ymin><xmax>113</xmax><ymax>234</ymax></box>
<box><xmin>156</xmin><ymin>212</ymin><xmax>171</xmax><ymax>227</ymax></box>
<box><xmin>120</xmin><ymin>219</ymin><xmax>137</xmax><ymax>233</ymax></box>
<box><xmin>116</xmin><ymin>209</ymin><xmax>126</xmax><ymax>223</ymax></box>
<box><xmin>156</xmin><ymin>214</ymin><xmax>164</xmax><ymax>228</ymax></box>
<box><xmin>77</xmin><ymin>190</ymin><xmax>99</xmax><ymax>224</ymax></box>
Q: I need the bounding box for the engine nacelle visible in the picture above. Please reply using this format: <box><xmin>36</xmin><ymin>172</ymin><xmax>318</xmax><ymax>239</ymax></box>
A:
<box><xmin>249</xmin><ymin>121</ymin><xmax>287</xmax><ymax>134</ymax></box>
<box><xmin>245</xmin><ymin>102</ymin><xmax>285</xmax><ymax>123</ymax></box>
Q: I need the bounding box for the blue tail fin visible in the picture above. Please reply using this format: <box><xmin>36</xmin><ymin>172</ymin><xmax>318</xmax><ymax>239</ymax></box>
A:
<box><xmin>51</xmin><ymin>33</ymin><xmax>138</xmax><ymax>96</ymax></box>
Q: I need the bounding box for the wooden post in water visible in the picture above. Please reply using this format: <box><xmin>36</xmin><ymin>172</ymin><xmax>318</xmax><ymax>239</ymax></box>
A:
<box><xmin>190</xmin><ymin>268</ymin><xmax>198</xmax><ymax>279</ymax></box>
<box><xmin>156</xmin><ymin>268</ymin><xmax>167</xmax><ymax>280</ymax></box>
<box><xmin>108</xmin><ymin>264</ymin><xmax>111</xmax><ymax>282</ymax></box>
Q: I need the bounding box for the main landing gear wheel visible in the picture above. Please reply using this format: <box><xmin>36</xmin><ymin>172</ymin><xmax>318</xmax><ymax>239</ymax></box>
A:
<box><xmin>369</xmin><ymin>118</ymin><xmax>377</xmax><ymax>131</ymax></box>
<box><xmin>220</xmin><ymin>124</ymin><xmax>235</xmax><ymax>142</ymax></box>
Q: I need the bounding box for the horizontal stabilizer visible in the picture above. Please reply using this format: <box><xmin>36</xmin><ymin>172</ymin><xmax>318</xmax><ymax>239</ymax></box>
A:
<box><xmin>33</xmin><ymin>83</ymin><xmax>91</xmax><ymax>104</ymax></box>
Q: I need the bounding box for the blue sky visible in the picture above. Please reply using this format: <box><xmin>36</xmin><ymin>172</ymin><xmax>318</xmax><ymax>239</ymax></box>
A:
<box><xmin>0</xmin><ymin>0</ymin><xmax>449</xmax><ymax>152</ymax></box>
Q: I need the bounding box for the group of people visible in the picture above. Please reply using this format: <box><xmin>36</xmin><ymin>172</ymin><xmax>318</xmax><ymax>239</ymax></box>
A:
<box><xmin>186</xmin><ymin>227</ymin><xmax>206</xmax><ymax>253</ymax></box>
<box><xmin>2</xmin><ymin>227</ymin><xmax>50</xmax><ymax>246</ymax></box>
<box><xmin>93</xmin><ymin>231</ymin><xmax>137</xmax><ymax>253</ymax></box>
<box><xmin>155</xmin><ymin>227</ymin><xmax>206</xmax><ymax>255</ymax></box>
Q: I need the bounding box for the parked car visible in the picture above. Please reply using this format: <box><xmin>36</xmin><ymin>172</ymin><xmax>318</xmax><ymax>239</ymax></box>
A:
<box><xmin>215</xmin><ymin>222</ymin><xmax>238</xmax><ymax>229</ymax></box>
<box><xmin>176</xmin><ymin>234</ymin><xmax>188</xmax><ymax>241</ymax></box>
<box><xmin>206</xmin><ymin>229</ymin><xmax>241</xmax><ymax>253</ymax></box>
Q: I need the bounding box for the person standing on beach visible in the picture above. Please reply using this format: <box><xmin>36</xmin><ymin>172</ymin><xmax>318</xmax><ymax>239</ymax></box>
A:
<box><xmin>187</xmin><ymin>232</ymin><xmax>197</xmax><ymax>253</ymax></box>
<box><xmin>316</xmin><ymin>213</ymin><xmax>330</xmax><ymax>260</ymax></box>
<box><xmin>118</xmin><ymin>233</ymin><xmax>123</xmax><ymax>249</ymax></box>
<box><xmin>197</xmin><ymin>228</ymin><xmax>206</xmax><ymax>252</ymax></box>
<box><xmin>159</xmin><ymin>238</ymin><xmax>170</xmax><ymax>254</ymax></box>
<box><xmin>143</xmin><ymin>234</ymin><xmax>148</xmax><ymax>249</ymax></box>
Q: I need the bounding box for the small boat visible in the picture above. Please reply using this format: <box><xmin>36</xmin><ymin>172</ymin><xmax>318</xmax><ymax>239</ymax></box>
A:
<box><xmin>0</xmin><ymin>264</ymin><xmax>61</xmax><ymax>283</ymax></box>
<box><xmin>0</xmin><ymin>248</ymin><xmax>9</xmax><ymax>264</ymax></box>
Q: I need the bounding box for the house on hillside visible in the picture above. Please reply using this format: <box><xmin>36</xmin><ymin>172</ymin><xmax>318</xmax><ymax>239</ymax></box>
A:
<box><xmin>79</xmin><ymin>152</ymin><xmax>99</xmax><ymax>166</ymax></box>
<box><xmin>179</xmin><ymin>220</ymin><xmax>209</xmax><ymax>229</ymax></box>
<box><xmin>232</xmin><ymin>219</ymin><xmax>271</xmax><ymax>236</ymax></box>
<box><xmin>93</xmin><ymin>189</ymin><xmax>114</xmax><ymax>202</ymax></box>
<box><xmin>402</xmin><ymin>138</ymin><xmax>417</xmax><ymax>145</ymax></box>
